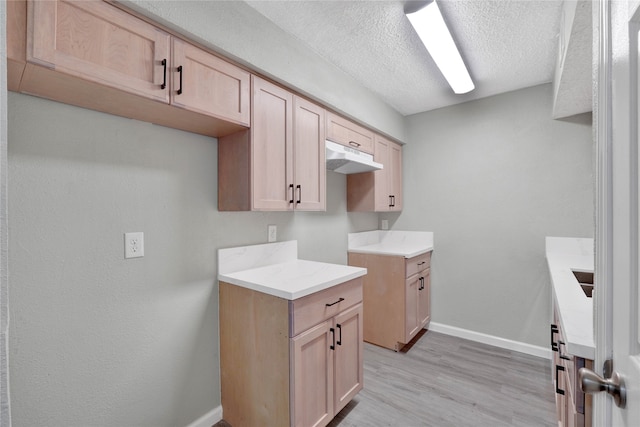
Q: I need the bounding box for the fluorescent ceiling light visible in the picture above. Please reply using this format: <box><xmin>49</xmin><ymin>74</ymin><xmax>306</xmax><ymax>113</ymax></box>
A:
<box><xmin>406</xmin><ymin>1</ymin><xmax>475</xmax><ymax>94</ymax></box>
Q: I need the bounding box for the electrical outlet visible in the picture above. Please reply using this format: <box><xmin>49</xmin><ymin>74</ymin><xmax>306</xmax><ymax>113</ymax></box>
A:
<box><xmin>268</xmin><ymin>225</ymin><xmax>277</xmax><ymax>242</ymax></box>
<box><xmin>124</xmin><ymin>232</ymin><xmax>144</xmax><ymax>259</ymax></box>
<box><xmin>381</xmin><ymin>219</ymin><xmax>389</xmax><ymax>230</ymax></box>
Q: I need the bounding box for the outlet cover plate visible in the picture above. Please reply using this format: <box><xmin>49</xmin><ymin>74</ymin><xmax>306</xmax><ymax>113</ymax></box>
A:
<box><xmin>124</xmin><ymin>232</ymin><xmax>144</xmax><ymax>259</ymax></box>
<box><xmin>268</xmin><ymin>225</ymin><xmax>277</xmax><ymax>243</ymax></box>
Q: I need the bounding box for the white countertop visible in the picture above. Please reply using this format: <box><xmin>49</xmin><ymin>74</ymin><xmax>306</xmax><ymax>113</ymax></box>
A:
<box><xmin>347</xmin><ymin>230</ymin><xmax>434</xmax><ymax>258</ymax></box>
<box><xmin>546</xmin><ymin>237</ymin><xmax>594</xmax><ymax>360</ymax></box>
<box><xmin>218</xmin><ymin>240</ymin><xmax>367</xmax><ymax>300</ymax></box>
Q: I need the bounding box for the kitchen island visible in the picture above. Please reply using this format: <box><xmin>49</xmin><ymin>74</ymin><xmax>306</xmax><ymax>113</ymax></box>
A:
<box><xmin>218</xmin><ymin>240</ymin><xmax>366</xmax><ymax>427</ymax></box>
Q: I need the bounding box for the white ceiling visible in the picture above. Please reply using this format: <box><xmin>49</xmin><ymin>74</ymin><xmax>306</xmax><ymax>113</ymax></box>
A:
<box><xmin>244</xmin><ymin>0</ymin><xmax>592</xmax><ymax>117</ymax></box>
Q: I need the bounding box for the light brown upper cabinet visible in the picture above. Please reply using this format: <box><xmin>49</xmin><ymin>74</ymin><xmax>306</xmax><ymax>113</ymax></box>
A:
<box><xmin>170</xmin><ymin>38</ymin><xmax>250</xmax><ymax>126</ymax></box>
<box><xmin>347</xmin><ymin>135</ymin><xmax>403</xmax><ymax>212</ymax></box>
<box><xmin>9</xmin><ymin>0</ymin><xmax>249</xmax><ymax>137</ymax></box>
<box><xmin>218</xmin><ymin>76</ymin><xmax>326</xmax><ymax>211</ymax></box>
<box><xmin>326</xmin><ymin>112</ymin><xmax>375</xmax><ymax>155</ymax></box>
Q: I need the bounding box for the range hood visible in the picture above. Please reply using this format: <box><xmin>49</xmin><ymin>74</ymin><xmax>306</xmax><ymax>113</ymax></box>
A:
<box><xmin>325</xmin><ymin>140</ymin><xmax>383</xmax><ymax>174</ymax></box>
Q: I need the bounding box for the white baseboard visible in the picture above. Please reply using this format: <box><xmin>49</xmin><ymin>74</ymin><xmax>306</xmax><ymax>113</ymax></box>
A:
<box><xmin>428</xmin><ymin>322</ymin><xmax>552</xmax><ymax>360</ymax></box>
<box><xmin>185</xmin><ymin>405</ymin><xmax>223</xmax><ymax>427</ymax></box>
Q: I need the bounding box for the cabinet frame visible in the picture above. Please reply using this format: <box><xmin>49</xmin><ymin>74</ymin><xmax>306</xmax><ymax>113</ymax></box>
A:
<box><xmin>9</xmin><ymin>0</ymin><xmax>250</xmax><ymax>138</ymax></box>
<box><xmin>347</xmin><ymin>135</ymin><xmax>403</xmax><ymax>212</ymax></box>
<box><xmin>218</xmin><ymin>76</ymin><xmax>326</xmax><ymax>212</ymax></box>
<box><xmin>348</xmin><ymin>251</ymin><xmax>431</xmax><ymax>351</ymax></box>
<box><xmin>220</xmin><ymin>278</ymin><xmax>363</xmax><ymax>427</ymax></box>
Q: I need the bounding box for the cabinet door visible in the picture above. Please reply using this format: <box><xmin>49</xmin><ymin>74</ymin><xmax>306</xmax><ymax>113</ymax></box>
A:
<box><xmin>389</xmin><ymin>141</ymin><xmax>403</xmax><ymax>211</ymax></box>
<box><xmin>418</xmin><ymin>269</ymin><xmax>431</xmax><ymax>328</ymax></box>
<box><xmin>171</xmin><ymin>38</ymin><xmax>250</xmax><ymax>126</ymax></box>
<box><xmin>293</xmin><ymin>97</ymin><xmax>326</xmax><ymax>211</ymax></box>
<box><xmin>333</xmin><ymin>303</ymin><xmax>363</xmax><ymax>415</ymax></box>
<box><xmin>251</xmin><ymin>76</ymin><xmax>294</xmax><ymax>211</ymax></box>
<box><xmin>405</xmin><ymin>274</ymin><xmax>420</xmax><ymax>342</ymax></box>
<box><xmin>373</xmin><ymin>136</ymin><xmax>391</xmax><ymax>211</ymax></box>
<box><xmin>291</xmin><ymin>320</ymin><xmax>334</xmax><ymax>427</ymax></box>
<box><xmin>326</xmin><ymin>112</ymin><xmax>374</xmax><ymax>154</ymax></box>
<box><xmin>28</xmin><ymin>0</ymin><xmax>170</xmax><ymax>102</ymax></box>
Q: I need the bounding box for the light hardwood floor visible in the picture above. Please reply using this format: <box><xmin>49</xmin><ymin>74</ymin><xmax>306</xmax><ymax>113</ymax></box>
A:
<box><xmin>216</xmin><ymin>330</ymin><xmax>557</xmax><ymax>426</ymax></box>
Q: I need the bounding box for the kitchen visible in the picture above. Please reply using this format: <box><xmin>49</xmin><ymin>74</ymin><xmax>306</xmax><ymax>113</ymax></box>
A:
<box><xmin>0</xmin><ymin>0</ymin><xmax>601</xmax><ymax>426</ymax></box>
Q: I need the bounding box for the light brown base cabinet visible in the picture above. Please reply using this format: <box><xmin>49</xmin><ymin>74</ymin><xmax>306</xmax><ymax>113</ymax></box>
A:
<box><xmin>347</xmin><ymin>251</ymin><xmax>431</xmax><ymax>351</ymax></box>
<box><xmin>219</xmin><ymin>278</ymin><xmax>364</xmax><ymax>427</ymax></box>
<box><xmin>551</xmin><ymin>308</ymin><xmax>592</xmax><ymax>427</ymax></box>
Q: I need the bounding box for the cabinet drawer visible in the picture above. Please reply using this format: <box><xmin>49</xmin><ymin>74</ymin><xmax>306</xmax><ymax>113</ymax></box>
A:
<box><xmin>406</xmin><ymin>252</ymin><xmax>431</xmax><ymax>278</ymax></box>
<box><xmin>326</xmin><ymin>112</ymin><xmax>374</xmax><ymax>154</ymax></box>
<box><xmin>290</xmin><ymin>278</ymin><xmax>363</xmax><ymax>337</ymax></box>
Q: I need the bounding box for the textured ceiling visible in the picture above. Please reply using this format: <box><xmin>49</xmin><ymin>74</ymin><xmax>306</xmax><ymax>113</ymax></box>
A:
<box><xmin>244</xmin><ymin>0</ymin><xmax>590</xmax><ymax>117</ymax></box>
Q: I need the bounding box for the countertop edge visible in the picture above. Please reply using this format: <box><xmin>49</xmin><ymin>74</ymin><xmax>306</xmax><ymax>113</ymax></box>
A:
<box><xmin>218</xmin><ymin>263</ymin><xmax>367</xmax><ymax>300</ymax></box>
<box><xmin>347</xmin><ymin>246</ymin><xmax>434</xmax><ymax>258</ymax></box>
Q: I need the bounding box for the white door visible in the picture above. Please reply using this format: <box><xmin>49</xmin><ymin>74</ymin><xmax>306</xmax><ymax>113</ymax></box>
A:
<box><xmin>594</xmin><ymin>1</ymin><xmax>640</xmax><ymax>425</ymax></box>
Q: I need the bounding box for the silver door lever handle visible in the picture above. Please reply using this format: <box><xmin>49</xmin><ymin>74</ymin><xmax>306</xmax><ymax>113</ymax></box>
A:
<box><xmin>579</xmin><ymin>360</ymin><xmax>626</xmax><ymax>408</ymax></box>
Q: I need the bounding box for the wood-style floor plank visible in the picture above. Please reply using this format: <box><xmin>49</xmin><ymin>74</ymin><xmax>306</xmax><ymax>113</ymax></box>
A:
<box><xmin>328</xmin><ymin>330</ymin><xmax>556</xmax><ymax>427</ymax></box>
<box><xmin>216</xmin><ymin>330</ymin><xmax>556</xmax><ymax>426</ymax></box>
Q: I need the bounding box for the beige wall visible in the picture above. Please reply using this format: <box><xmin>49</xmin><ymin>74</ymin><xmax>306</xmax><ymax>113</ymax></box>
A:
<box><xmin>386</xmin><ymin>84</ymin><xmax>594</xmax><ymax>348</ymax></box>
<box><xmin>7</xmin><ymin>92</ymin><xmax>377</xmax><ymax>426</ymax></box>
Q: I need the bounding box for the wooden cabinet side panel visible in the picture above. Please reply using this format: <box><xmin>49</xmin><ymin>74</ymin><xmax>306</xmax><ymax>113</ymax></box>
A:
<box><xmin>346</xmin><ymin>172</ymin><xmax>375</xmax><ymax>212</ymax></box>
<box><xmin>293</xmin><ymin>96</ymin><xmax>326</xmax><ymax>211</ymax></box>
<box><xmin>333</xmin><ymin>303</ymin><xmax>364</xmax><ymax>414</ymax></box>
<box><xmin>219</xmin><ymin>282</ymin><xmax>290</xmax><ymax>426</ymax></box>
<box><xmin>291</xmin><ymin>320</ymin><xmax>334</xmax><ymax>427</ymax></box>
<box><xmin>7</xmin><ymin>0</ymin><xmax>27</xmax><ymax>91</ymax></box>
<box><xmin>218</xmin><ymin>130</ymin><xmax>251</xmax><ymax>211</ymax></box>
<box><xmin>348</xmin><ymin>253</ymin><xmax>405</xmax><ymax>350</ymax></box>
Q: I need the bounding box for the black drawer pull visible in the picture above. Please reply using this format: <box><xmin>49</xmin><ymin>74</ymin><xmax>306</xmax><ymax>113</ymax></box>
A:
<box><xmin>296</xmin><ymin>184</ymin><xmax>301</xmax><ymax>204</ymax></box>
<box><xmin>289</xmin><ymin>184</ymin><xmax>294</xmax><ymax>204</ymax></box>
<box><xmin>349</xmin><ymin>141</ymin><xmax>361</xmax><ymax>147</ymax></box>
<box><xmin>551</xmin><ymin>324</ymin><xmax>559</xmax><ymax>352</ymax></box>
<box><xmin>177</xmin><ymin>65</ymin><xmax>183</xmax><ymax>95</ymax></box>
<box><xmin>325</xmin><ymin>297</ymin><xmax>344</xmax><ymax>307</ymax></box>
<box><xmin>336</xmin><ymin>324</ymin><xmax>342</xmax><ymax>346</ymax></box>
<box><xmin>330</xmin><ymin>327</ymin><xmax>335</xmax><ymax>350</ymax></box>
<box><xmin>161</xmin><ymin>59</ymin><xmax>167</xmax><ymax>89</ymax></box>
<box><xmin>555</xmin><ymin>364</ymin><xmax>566</xmax><ymax>395</ymax></box>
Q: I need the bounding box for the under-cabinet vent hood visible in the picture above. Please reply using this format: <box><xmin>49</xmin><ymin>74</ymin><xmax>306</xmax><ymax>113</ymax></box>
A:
<box><xmin>325</xmin><ymin>140</ymin><xmax>383</xmax><ymax>174</ymax></box>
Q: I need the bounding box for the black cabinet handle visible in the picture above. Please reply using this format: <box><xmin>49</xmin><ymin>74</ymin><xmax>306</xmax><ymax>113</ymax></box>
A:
<box><xmin>336</xmin><ymin>324</ymin><xmax>342</xmax><ymax>346</ymax></box>
<box><xmin>389</xmin><ymin>195</ymin><xmax>393</xmax><ymax>207</ymax></box>
<box><xmin>418</xmin><ymin>277</ymin><xmax>424</xmax><ymax>290</ymax></box>
<box><xmin>558</xmin><ymin>341</ymin><xmax>571</xmax><ymax>360</ymax></box>
<box><xmin>177</xmin><ymin>65</ymin><xmax>183</xmax><ymax>95</ymax></box>
<box><xmin>555</xmin><ymin>364</ymin><xmax>566</xmax><ymax>395</ymax></box>
<box><xmin>325</xmin><ymin>297</ymin><xmax>344</xmax><ymax>307</ymax></box>
<box><xmin>161</xmin><ymin>59</ymin><xmax>167</xmax><ymax>89</ymax></box>
<box><xmin>289</xmin><ymin>184</ymin><xmax>294</xmax><ymax>204</ymax></box>
<box><xmin>551</xmin><ymin>324</ymin><xmax>559</xmax><ymax>352</ymax></box>
<box><xmin>330</xmin><ymin>327</ymin><xmax>335</xmax><ymax>350</ymax></box>
<box><xmin>296</xmin><ymin>185</ymin><xmax>301</xmax><ymax>204</ymax></box>
<box><xmin>349</xmin><ymin>141</ymin><xmax>361</xmax><ymax>147</ymax></box>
